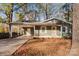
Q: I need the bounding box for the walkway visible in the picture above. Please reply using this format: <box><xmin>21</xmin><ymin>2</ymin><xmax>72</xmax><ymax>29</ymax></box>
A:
<box><xmin>0</xmin><ymin>35</ymin><xmax>30</xmax><ymax>56</ymax></box>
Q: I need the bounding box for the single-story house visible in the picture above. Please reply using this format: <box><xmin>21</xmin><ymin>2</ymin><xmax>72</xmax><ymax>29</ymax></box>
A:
<box><xmin>10</xmin><ymin>18</ymin><xmax>72</xmax><ymax>38</ymax></box>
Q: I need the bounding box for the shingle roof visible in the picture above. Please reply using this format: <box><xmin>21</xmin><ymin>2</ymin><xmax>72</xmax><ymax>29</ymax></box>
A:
<box><xmin>10</xmin><ymin>18</ymin><xmax>72</xmax><ymax>26</ymax></box>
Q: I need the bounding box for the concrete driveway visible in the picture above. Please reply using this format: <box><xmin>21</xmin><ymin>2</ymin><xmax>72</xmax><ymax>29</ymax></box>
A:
<box><xmin>0</xmin><ymin>35</ymin><xmax>30</xmax><ymax>56</ymax></box>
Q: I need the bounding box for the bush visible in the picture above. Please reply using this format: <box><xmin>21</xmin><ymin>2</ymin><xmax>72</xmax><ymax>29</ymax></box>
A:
<box><xmin>63</xmin><ymin>33</ymin><xmax>72</xmax><ymax>39</ymax></box>
<box><xmin>0</xmin><ymin>32</ymin><xmax>19</xmax><ymax>39</ymax></box>
<box><xmin>0</xmin><ymin>32</ymin><xmax>9</xmax><ymax>39</ymax></box>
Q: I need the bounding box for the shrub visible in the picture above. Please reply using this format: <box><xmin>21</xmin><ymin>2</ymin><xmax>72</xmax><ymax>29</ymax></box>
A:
<box><xmin>0</xmin><ymin>32</ymin><xmax>19</xmax><ymax>39</ymax></box>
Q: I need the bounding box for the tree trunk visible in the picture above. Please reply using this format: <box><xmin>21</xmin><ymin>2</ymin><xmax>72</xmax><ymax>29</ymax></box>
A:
<box><xmin>45</xmin><ymin>3</ymin><xmax>48</xmax><ymax>19</ymax></box>
<box><xmin>9</xmin><ymin>4</ymin><xmax>13</xmax><ymax>38</ymax></box>
<box><xmin>69</xmin><ymin>4</ymin><xmax>79</xmax><ymax>55</ymax></box>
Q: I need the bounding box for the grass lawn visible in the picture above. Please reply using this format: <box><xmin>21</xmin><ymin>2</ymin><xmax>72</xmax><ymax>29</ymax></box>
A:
<box><xmin>12</xmin><ymin>38</ymin><xmax>71</xmax><ymax>56</ymax></box>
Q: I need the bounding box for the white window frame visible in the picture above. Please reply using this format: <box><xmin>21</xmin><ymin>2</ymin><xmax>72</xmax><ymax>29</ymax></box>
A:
<box><xmin>62</xmin><ymin>26</ymin><xmax>67</xmax><ymax>33</ymax></box>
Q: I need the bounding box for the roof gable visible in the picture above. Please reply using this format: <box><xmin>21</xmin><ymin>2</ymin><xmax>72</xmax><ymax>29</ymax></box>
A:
<box><xmin>43</xmin><ymin>18</ymin><xmax>72</xmax><ymax>25</ymax></box>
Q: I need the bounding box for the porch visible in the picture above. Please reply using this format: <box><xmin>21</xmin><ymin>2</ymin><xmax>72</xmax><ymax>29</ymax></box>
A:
<box><xmin>23</xmin><ymin>25</ymin><xmax>69</xmax><ymax>38</ymax></box>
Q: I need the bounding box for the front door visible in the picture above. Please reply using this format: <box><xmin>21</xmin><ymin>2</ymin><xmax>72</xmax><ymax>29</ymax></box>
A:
<box><xmin>30</xmin><ymin>27</ymin><xmax>34</xmax><ymax>36</ymax></box>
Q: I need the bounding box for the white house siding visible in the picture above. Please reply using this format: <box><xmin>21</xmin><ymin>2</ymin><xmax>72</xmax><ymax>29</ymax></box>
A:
<box><xmin>34</xmin><ymin>30</ymin><xmax>62</xmax><ymax>38</ymax></box>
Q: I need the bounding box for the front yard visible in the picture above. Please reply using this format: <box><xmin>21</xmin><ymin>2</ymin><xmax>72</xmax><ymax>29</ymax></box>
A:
<box><xmin>12</xmin><ymin>38</ymin><xmax>71</xmax><ymax>56</ymax></box>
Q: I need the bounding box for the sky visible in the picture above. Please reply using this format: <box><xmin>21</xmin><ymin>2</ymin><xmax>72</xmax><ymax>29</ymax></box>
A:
<box><xmin>0</xmin><ymin>3</ymin><xmax>65</xmax><ymax>22</ymax></box>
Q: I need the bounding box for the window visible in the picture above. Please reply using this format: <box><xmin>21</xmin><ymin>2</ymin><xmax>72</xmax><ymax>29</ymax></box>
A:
<box><xmin>47</xmin><ymin>26</ymin><xmax>51</xmax><ymax>30</ymax></box>
<box><xmin>52</xmin><ymin>27</ymin><xmax>55</xmax><ymax>30</ymax></box>
<box><xmin>63</xmin><ymin>27</ymin><xmax>66</xmax><ymax>32</ymax></box>
<box><xmin>35</xmin><ymin>26</ymin><xmax>40</xmax><ymax>30</ymax></box>
<box><xmin>57</xmin><ymin>26</ymin><xmax>61</xmax><ymax>31</ymax></box>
